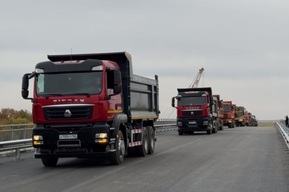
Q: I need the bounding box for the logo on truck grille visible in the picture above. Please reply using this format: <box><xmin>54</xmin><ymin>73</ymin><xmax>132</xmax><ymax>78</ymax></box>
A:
<box><xmin>64</xmin><ymin>109</ymin><xmax>72</xmax><ymax>117</ymax></box>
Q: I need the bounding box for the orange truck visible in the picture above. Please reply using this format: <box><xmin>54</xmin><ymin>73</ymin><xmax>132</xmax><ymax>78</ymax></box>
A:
<box><xmin>235</xmin><ymin>106</ymin><xmax>246</xmax><ymax>127</ymax></box>
<box><xmin>222</xmin><ymin>101</ymin><xmax>236</xmax><ymax>128</ymax></box>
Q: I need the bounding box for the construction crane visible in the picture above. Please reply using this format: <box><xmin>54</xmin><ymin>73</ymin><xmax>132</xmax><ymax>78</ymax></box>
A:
<box><xmin>189</xmin><ymin>67</ymin><xmax>204</xmax><ymax>88</ymax></box>
<box><xmin>168</xmin><ymin>67</ymin><xmax>204</xmax><ymax>118</ymax></box>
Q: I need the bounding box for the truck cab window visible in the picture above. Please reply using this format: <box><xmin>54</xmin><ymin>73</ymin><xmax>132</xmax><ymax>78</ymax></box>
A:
<box><xmin>37</xmin><ymin>72</ymin><xmax>102</xmax><ymax>95</ymax></box>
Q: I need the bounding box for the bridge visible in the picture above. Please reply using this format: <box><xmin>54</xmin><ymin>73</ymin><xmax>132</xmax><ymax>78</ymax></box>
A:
<box><xmin>0</xmin><ymin>121</ymin><xmax>289</xmax><ymax>192</ymax></box>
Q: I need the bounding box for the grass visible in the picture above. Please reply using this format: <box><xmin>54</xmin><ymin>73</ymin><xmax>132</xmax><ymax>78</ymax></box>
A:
<box><xmin>257</xmin><ymin>120</ymin><xmax>283</xmax><ymax>127</ymax></box>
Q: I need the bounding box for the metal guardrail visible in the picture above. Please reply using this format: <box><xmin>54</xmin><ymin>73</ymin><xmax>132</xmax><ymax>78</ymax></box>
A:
<box><xmin>0</xmin><ymin>139</ymin><xmax>32</xmax><ymax>160</ymax></box>
<box><xmin>275</xmin><ymin>121</ymin><xmax>289</xmax><ymax>148</ymax></box>
<box><xmin>0</xmin><ymin>119</ymin><xmax>176</xmax><ymax>160</ymax></box>
<box><xmin>0</xmin><ymin>123</ymin><xmax>34</xmax><ymax>141</ymax></box>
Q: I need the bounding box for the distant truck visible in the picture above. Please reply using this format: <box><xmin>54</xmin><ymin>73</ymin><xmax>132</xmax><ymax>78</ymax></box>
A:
<box><xmin>222</xmin><ymin>101</ymin><xmax>236</xmax><ymax>128</ymax></box>
<box><xmin>235</xmin><ymin>106</ymin><xmax>246</xmax><ymax>127</ymax></box>
<box><xmin>244</xmin><ymin>111</ymin><xmax>250</xmax><ymax>126</ymax></box>
<box><xmin>249</xmin><ymin>114</ymin><xmax>258</xmax><ymax>127</ymax></box>
<box><xmin>213</xmin><ymin>95</ymin><xmax>224</xmax><ymax>131</ymax></box>
<box><xmin>171</xmin><ymin>87</ymin><xmax>218</xmax><ymax>135</ymax></box>
<box><xmin>21</xmin><ymin>52</ymin><xmax>160</xmax><ymax>167</ymax></box>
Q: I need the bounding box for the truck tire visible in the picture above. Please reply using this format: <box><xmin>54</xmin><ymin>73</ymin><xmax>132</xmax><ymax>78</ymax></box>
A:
<box><xmin>178</xmin><ymin>130</ymin><xmax>184</xmax><ymax>135</ymax></box>
<box><xmin>212</xmin><ymin>122</ymin><xmax>218</xmax><ymax>133</ymax></box>
<box><xmin>110</xmin><ymin>131</ymin><xmax>125</xmax><ymax>165</ymax></box>
<box><xmin>135</xmin><ymin>127</ymin><xmax>148</xmax><ymax>157</ymax></box>
<box><xmin>220</xmin><ymin>122</ymin><xmax>224</xmax><ymax>130</ymax></box>
<box><xmin>207</xmin><ymin>129</ymin><xmax>212</xmax><ymax>135</ymax></box>
<box><xmin>41</xmin><ymin>157</ymin><xmax>58</xmax><ymax>167</ymax></box>
<box><xmin>147</xmin><ymin>126</ymin><xmax>155</xmax><ymax>154</ymax></box>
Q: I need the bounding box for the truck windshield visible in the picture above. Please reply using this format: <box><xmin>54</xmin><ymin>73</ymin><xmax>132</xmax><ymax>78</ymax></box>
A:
<box><xmin>178</xmin><ymin>96</ymin><xmax>206</xmax><ymax>106</ymax></box>
<box><xmin>235</xmin><ymin>111</ymin><xmax>243</xmax><ymax>117</ymax></box>
<box><xmin>223</xmin><ymin>105</ymin><xmax>231</xmax><ymax>112</ymax></box>
<box><xmin>36</xmin><ymin>72</ymin><xmax>102</xmax><ymax>96</ymax></box>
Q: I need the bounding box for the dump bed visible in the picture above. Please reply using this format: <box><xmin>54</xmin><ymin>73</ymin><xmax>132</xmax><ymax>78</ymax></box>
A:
<box><xmin>177</xmin><ymin>87</ymin><xmax>212</xmax><ymax>97</ymax></box>
<box><xmin>47</xmin><ymin>51</ymin><xmax>159</xmax><ymax>121</ymax></box>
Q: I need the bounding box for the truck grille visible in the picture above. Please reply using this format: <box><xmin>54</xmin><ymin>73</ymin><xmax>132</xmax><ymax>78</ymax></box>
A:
<box><xmin>44</xmin><ymin>105</ymin><xmax>93</xmax><ymax>120</ymax></box>
<box><xmin>224</xmin><ymin>114</ymin><xmax>230</xmax><ymax>118</ymax></box>
<box><xmin>57</xmin><ymin>140</ymin><xmax>81</xmax><ymax>147</ymax></box>
<box><xmin>182</xmin><ymin>110</ymin><xmax>202</xmax><ymax>116</ymax></box>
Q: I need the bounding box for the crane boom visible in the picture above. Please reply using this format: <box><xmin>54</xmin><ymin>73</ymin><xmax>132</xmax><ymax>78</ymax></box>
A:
<box><xmin>190</xmin><ymin>67</ymin><xmax>204</xmax><ymax>88</ymax></box>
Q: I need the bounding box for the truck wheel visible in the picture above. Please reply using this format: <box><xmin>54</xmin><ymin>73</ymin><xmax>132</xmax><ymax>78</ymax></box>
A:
<box><xmin>41</xmin><ymin>157</ymin><xmax>58</xmax><ymax>167</ymax></box>
<box><xmin>135</xmin><ymin>127</ymin><xmax>148</xmax><ymax>157</ymax></box>
<box><xmin>147</xmin><ymin>126</ymin><xmax>155</xmax><ymax>154</ymax></box>
<box><xmin>110</xmin><ymin>131</ymin><xmax>125</xmax><ymax>165</ymax></box>
<box><xmin>212</xmin><ymin>122</ymin><xmax>218</xmax><ymax>133</ymax></box>
<box><xmin>178</xmin><ymin>130</ymin><xmax>184</xmax><ymax>135</ymax></box>
<box><xmin>220</xmin><ymin>122</ymin><xmax>224</xmax><ymax>130</ymax></box>
<box><xmin>207</xmin><ymin>129</ymin><xmax>212</xmax><ymax>135</ymax></box>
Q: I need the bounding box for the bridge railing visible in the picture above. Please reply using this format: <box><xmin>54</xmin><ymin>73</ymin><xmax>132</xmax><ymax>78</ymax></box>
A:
<box><xmin>275</xmin><ymin>121</ymin><xmax>289</xmax><ymax>148</ymax></box>
<box><xmin>0</xmin><ymin>119</ymin><xmax>176</xmax><ymax>160</ymax></box>
<box><xmin>0</xmin><ymin>123</ymin><xmax>34</xmax><ymax>142</ymax></box>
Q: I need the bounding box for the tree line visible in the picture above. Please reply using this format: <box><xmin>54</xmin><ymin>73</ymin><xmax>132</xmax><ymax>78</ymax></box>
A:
<box><xmin>0</xmin><ymin>108</ymin><xmax>32</xmax><ymax>124</ymax></box>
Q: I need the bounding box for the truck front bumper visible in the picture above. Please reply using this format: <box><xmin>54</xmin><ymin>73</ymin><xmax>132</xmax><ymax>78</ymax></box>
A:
<box><xmin>32</xmin><ymin>123</ymin><xmax>116</xmax><ymax>158</ymax></box>
<box><xmin>223</xmin><ymin>119</ymin><xmax>233</xmax><ymax>126</ymax></box>
<box><xmin>177</xmin><ymin>117</ymin><xmax>211</xmax><ymax>132</ymax></box>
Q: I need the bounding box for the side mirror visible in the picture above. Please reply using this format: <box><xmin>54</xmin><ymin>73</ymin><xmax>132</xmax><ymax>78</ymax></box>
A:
<box><xmin>113</xmin><ymin>70</ymin><xmax>121</xmax><ymax>85</ymax></box>
<box><xmin>113</xmin><ymin>84</ymin><xmax>122</xmax><ymax>95</ymax></box>
<box><xmin>171</xmin><ymin>97</ymin><xmax>176</xmax><ymax>108</ymax></box>
<box><xmin>21</xmin><ymin>73</ymin><xmax>33</xmax><ymax>100</ymax></box>
<box><xmin>22</xmin><ymin>73</ymin><xmax>30</xmax><ymax>99</ymax></box>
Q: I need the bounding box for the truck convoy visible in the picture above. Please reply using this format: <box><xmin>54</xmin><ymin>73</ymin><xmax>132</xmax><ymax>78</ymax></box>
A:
<box><xmin>222</xmin><ymin>101</ymin><xmax>236</xmax><ymax>128</ymax></box>
<box><xmin>171</xmin><ymin>87</ymin><xmax>218</xmax><ymax>135</ymax></box>
<box><xmin>21</xmin><ymin>52</ymin><xmax>160</xmax><ymax>167</ymax></box>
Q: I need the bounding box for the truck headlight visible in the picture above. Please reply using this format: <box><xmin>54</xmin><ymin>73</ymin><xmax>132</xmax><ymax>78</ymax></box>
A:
<box><xmin>33</xmin><ymin>135</ymin><xmax>43</xmax><ymax>141</ymax></box>
<box><xmin>33</xmin><ymin>135</ymin><xmax>43</xmax><ymax>145</ymax></box>
<box><xmin>95</xmin><ymin>133</ymin><xmax>107</xmax><ymax>138</ymax></box>
<box><xmin>95</xmin><ymin>133</ymin><xmax>108</xmax><ymax>144</ymax></box>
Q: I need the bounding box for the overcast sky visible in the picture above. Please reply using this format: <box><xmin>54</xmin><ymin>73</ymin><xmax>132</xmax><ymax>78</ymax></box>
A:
<box><xmin>1</xmin><ymin>0</ymin><xmax>289</xmax><ymax>120</ymax></box>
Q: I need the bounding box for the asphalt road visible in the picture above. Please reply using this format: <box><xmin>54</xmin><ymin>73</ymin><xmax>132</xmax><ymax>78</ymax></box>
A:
<box><xmin>0</xmin><ymin>126</ymin><xmax>288</xmax><ymax>192</ymax></box>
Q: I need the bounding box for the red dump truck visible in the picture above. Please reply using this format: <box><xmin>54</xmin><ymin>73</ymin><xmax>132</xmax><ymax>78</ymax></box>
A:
<box><xmin>244</xmin><ymin>111</ymin><xmax>250</xmax><ymax>126</ymax></box>
<box><xmin>222</xmin><ymin>101</ymin><xmax>236</xmax><ymax>128</ymax></box>
<box><xmin>171</xmin><ymin>87</ymin><xmax>218</xmax><ymax>135</ymax></box>
<box><xmin>21</xmin><ymin>52</ymin><xmax>160</xmax><ymax>167</ymax></box>
<box><xmin>213</xmin><ymin>95</ymin><xmax>224</xmax><ymax>131</ymax></box>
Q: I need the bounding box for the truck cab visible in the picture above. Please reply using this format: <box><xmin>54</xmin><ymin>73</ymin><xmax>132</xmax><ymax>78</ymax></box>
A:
<box><xmin>235</xmin><ymin>106</ymin><xmax>246</xmax><ymax>127</ymax></box>
<box><xmin>172</xmin><ymin>87</ymin><xmax>217</xmax><ymax>135</ymax></box>
<box><xmin>222</xmin><ymin>101</ymin><xmax>236</xmax><ymax>128</ymax></box>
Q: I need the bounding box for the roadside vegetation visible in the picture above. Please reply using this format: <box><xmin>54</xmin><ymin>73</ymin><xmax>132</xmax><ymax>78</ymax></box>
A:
<box><xmin>258</xmin><ymin>120</ymin><xmax>276</xmax><ymax>127</ymax></box>
<box><xmin>0</xmin><ymin>108</ymin><xmax>32</xmax><ymax>125</ymax></box>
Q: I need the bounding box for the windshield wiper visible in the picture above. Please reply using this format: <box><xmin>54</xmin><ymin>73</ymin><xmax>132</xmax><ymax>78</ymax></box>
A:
<box><xmin>39</xmin><ymin>93</ymin><xmax>64</xmax><ymax>97</ymax></box>
<box><xmin>73</xmin><ymin>93</ymin><xmax>91</xmax><ymax>96</ymax></box>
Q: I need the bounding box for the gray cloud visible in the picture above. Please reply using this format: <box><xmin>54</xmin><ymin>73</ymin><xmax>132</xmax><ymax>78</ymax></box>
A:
<box><xmin>1</xmin><ymin>0</ymin><xmax>289</xmax><ymax>120</ymax></box>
